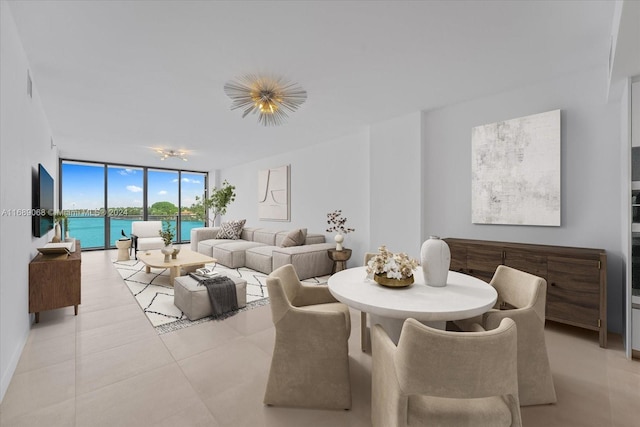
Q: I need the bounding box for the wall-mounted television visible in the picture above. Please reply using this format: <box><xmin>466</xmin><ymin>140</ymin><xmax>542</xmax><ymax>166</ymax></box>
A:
<box><xmin>33</xmin><ymin>163</ymin><xmax>54</xmax><ymax>237</ymax></box>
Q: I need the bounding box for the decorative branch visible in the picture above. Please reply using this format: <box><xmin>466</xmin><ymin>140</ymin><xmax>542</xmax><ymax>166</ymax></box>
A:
<box><xmin>326</xmin><ymin>210</ymin><xmax>355</xmax><ymax>234</ymax></box>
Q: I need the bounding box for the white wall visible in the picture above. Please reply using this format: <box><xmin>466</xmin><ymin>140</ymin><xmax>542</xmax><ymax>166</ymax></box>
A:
<box><xmin>0</xmin><ymin>2</ymin><xmax>58</xmax><ymax>401</ymax></box>
<box><xmin>369</xmin><ymin>112</ymin><xmax>423</xmax><ymax>258</ymax></box>
<box><xmin>422</xmin><ymin>66</ymin><xmax>624</xmax><ymax>333</ymax></box>
<box><xmin>219</xmin><ymin>131</ymin><xmax>370</xmax><ymax>265</ymax></box>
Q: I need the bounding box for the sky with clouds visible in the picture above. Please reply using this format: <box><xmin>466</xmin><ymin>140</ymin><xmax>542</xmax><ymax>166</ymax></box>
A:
<box><xmin>61</xmin><ymin>163</ymin><xmax>205</xmax><ymax>211</ymax></box>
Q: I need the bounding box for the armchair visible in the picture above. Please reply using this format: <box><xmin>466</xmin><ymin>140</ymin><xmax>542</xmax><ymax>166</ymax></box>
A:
<box><xmin>372</xmin><ymin>317</ymin><xmax>521</xmax><ymax>427</ymax></box>
<box><xmin>455</xmin><ymin>265</ymin><xmax>557</xmax><ymax>406</ymax></box>
<box><xmin>131</xmin><ymin>221</ymin><xmax>165</xmax><ymax>259</ymax></box>
<box><xmin>264</xmin><ymin>264</ymin><xmax>352</xmax><ymax>410</ymax></box>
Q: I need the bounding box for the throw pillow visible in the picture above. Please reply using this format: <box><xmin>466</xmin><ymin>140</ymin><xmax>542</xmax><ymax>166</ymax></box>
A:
<box><xmin>280</xmin><ymin>228</ymin><xmax>307</xmax><ymax>247</ymax></box>
<box><xmin>216</xmin><ymin>219</ymin><xmax>246</xmax><ymax>240</ymax></box>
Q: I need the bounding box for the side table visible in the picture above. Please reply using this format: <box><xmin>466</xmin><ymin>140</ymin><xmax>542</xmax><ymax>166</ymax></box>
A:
<box><xmin>327</xmin><ymin>248</ymin><xmax>352</xmax><ymax>274</ymax></box>
<box><xmin>115</xmin><ymin>239</ymin><xmax>131</xmax><ymax>261</ymax></box>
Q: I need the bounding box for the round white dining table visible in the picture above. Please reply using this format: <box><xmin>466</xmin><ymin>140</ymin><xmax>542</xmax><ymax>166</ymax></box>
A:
<box><xmin>327</xmin><ymin>266</ymin><xmax>498</xmax><ymax>343</ymax></box>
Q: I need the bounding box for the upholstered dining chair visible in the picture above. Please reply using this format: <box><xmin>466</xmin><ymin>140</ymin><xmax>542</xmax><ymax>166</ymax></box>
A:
<box><xmin>360</xmin><ymin>252</ymin><xmax>376</xmax><ymax>352</ymax></box>
<box><xmin>455</xmin><ymin>265</ymin><xmax>557</xmax><ymax>406</ymax></box>
<box><xmin>264</xmin><ymin>264</ymin><xmax>352</xmax><ymax>410</ymax></box>
<box><xmin>372</xmin><ymin>317</ymin><xmax>522</xmax><ymax>427</ymax></box>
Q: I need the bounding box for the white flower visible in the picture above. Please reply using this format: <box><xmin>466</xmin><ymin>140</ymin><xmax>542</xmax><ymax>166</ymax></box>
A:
<box><xmin>365</xmin><ymin>245</ymin><xmax>418</xmax><ymax>280</ymax></box>
<box><xmin>387</xmin><ymin>268</ymin><xmax>402</xmax><ymax>279</ymax></box>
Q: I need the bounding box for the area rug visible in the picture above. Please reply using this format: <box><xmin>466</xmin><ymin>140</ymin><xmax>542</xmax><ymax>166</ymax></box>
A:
<box><xmin>113</xmin><ymin>258</ymin><xmax>329</xmax><ymax>334</ymax></box>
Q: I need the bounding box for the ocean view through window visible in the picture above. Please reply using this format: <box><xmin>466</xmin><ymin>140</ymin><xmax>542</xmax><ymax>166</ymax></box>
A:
<box><xmin>61</xmin><ymin>160</ymin><xmax>207</xmax><ymax>249</ymax></box>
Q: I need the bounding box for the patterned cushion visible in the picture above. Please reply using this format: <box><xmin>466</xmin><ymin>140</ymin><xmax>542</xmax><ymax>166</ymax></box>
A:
<box><xmin>280</xmin><ymin>228</ymin><xmax>307</xmax><ymax>247</ymax></box>
<box><xmin>216</xmin><ymin>219</ymin><xmax>246</xmax><ymax>240</ymax></box>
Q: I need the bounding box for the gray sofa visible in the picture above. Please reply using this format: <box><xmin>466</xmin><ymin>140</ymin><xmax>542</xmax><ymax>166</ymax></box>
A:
<box><xmin>190</xmin><ymin>226</ymin><xmax>334</xmax><ymax>280</ymax></box>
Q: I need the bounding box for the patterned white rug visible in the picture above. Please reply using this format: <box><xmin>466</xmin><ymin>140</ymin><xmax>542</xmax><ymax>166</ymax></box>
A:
<box><xmin>113</xmin><ymin>258</ymin><xmax>329</xmax><ymax>334</ymax></box>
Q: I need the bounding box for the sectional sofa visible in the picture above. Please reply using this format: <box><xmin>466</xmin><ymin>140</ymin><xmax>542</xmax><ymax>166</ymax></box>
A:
<box><xmin>190</xmin><ymin>226</ymin><xmax>335</xmax><ymax>280</ymax></box>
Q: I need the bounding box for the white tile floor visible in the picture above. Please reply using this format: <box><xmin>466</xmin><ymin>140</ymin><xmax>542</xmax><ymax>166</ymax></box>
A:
<box><xmin>0</xmin><ymin>248</ymin><xmax>638</xmax><ymax>426</ymax></box>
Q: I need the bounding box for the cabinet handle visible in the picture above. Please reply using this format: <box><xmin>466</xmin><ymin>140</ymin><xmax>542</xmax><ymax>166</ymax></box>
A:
<box><xmin>550</xmin><ymin>282</ymin><xmax>556</xmax><ymax>287</ymax></box>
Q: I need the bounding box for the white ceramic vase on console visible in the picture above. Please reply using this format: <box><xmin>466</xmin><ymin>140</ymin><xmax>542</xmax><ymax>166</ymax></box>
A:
<box><xmin>334</xmin><ymin>233</ymin><xmax>344</xmax><ymax>251</ymax></box>
<box><xmin>420</xmin><ymin>236</ymin><xmax>451</xmax><ymax>287</ymax></box>
<box><xmin>52</xmin><ymin>223</ymin><xmax>62</xmax><ymax>243</ymax></box>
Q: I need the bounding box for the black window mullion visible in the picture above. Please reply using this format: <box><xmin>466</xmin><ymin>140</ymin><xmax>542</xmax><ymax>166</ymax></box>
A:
<box><xmin>143</xmin><ymin>166</ymin><xmax>148</xmax><ymax>221</ymax></box>
<box><xmin>177</xmin><ymin>170</ymin><xmax>182</xmax><ymax>243</ymax></box>
<box><xmin>104</xmin><ymin>164</ymin><xmax>110</xmax><ymax>249</ymax></box>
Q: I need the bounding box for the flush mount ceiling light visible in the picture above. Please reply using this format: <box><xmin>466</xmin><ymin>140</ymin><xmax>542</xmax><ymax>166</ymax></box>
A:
<box><xmin>156</xmin><ymin>149</ymin><xmax>188</xmax><ymax>161</ymax></box>
<box><xmin>223</xmin><ymin>74</ymin><xmax>307</xmax><ymax>126</ymax></box>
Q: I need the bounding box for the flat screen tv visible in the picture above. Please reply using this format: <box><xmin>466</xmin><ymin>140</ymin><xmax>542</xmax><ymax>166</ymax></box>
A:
<box><xmin>33</xmin><ymin>163</ymin><xmax>54</xmax><ymax>237</ymax></box>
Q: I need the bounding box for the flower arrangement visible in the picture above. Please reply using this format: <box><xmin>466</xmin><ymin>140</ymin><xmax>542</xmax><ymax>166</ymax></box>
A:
<box><xmin>158</xmin><ymin>220</ymin><xmax>175</xmax><ymax>246</ymax></box>
<box><xmin>366</xmin><ymin>245</ymin><xmax>419</xmax><ymax>280</ymax></box>
<box><xmin>326</xmin><ymin>210</ymin><xmax>355</xmax><ymax>234</ymax></box>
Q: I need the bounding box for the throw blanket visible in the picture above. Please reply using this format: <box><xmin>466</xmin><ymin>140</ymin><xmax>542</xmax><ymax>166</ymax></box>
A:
<box><xmin>189</xmin><ymin>274</ymin><xmax>238</xmax><ymax>316</ymax></box>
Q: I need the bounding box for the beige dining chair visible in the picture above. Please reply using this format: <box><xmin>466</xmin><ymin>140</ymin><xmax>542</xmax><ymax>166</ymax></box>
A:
<box><xmin>264</xmin><ymin>264</ymin><xmax>352</xmax><ymax>410</ymax></box>
<box><xmin>360</xmin><ymin>252</ymin><xmax>376</xmax><ymax>352</ymax></box>
<box><xmin>372</xmin><ymin>317</ymin><xmax>522</xmax><ymax>427</ymax></box>
<box><xmin>455</xmin><ymin>265</ymin><xmax>557</xmax><ymax>406</ymax></box>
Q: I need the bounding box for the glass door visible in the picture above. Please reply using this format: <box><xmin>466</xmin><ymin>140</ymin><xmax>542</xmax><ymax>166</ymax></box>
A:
<box><xmin>180</xmin><ymin>172</ymin><xmax>206</xmax><ymax>241</ymax></box>
<box><xmin>147</xmin><ymin>169</ymin><xmax>179</xmax><ymax>243</ymax></box>
<box><xmin>61</xmin><ymin>161</ymin><xmax>106</xmax><ymax>249</ymax></box>
<box><xmin>107</xmin><ymin>165</ymin><xmax>143</xmax><ymax>247</ymax></box>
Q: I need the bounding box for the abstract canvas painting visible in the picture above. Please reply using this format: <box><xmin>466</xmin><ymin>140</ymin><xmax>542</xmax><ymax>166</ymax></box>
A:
<box><xmin>471</xmin><ymin>109</ymin><xmax>561</xmax><ymax>226</ymax></box>
<box><xmin>258</xmin><ymin>164</ymin><xmax>290</xmax><ymax>221</ymax></box>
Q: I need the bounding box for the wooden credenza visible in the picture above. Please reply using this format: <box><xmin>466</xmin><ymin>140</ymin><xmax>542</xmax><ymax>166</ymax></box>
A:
<box><xmin>444</xmin><ymin>238</ymin><xmax>607</xmax><ymax>347</ymax></box>
<box><xmin>29</xmin><ymin>241</ymin><xmax>81</xmax><ymax>323</ymax></box>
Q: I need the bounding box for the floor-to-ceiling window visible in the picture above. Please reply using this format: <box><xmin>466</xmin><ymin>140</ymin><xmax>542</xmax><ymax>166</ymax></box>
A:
<box><xmin>180</xmin><ymin>171</ymin><xmax>207</xmax><ymax>241</ymax></box>
<box><xmin>61</xmin><ymin>161</ymin><xmax>106</xmax><ymax>249</ymax></box>
<box><xmin>147</xmin><ymin>169</ymin><xmax>179</xmax><ymax>241</ymax></box>
<box><xmin>107</xmin><ymin>165</ymin><xmax>144</xmax><ymax>246</ymax></box>
<box><xmin>60</xmin><ymin>159</ymin><xmax>207</xmax><ymax>250</ymax></box>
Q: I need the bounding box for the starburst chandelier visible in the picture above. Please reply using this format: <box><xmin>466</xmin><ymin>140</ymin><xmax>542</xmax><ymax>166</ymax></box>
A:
<box><xmin>223</xmin><ymin>75</ymin><xmax>307</xmax><ymax>126</ymax></box>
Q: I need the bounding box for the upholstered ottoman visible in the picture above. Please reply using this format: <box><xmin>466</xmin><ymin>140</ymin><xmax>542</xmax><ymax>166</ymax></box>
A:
<box><xmin>174</xmin><ymin>275</ymin><xmax>247</xmax><ymax>320</ymax></box>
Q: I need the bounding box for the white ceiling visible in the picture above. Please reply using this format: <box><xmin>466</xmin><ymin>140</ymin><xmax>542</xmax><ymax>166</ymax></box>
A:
<box><xmin>7</xmin><ymin>0</ymin><xmax>616</xmax><ymax>172</ymax></box>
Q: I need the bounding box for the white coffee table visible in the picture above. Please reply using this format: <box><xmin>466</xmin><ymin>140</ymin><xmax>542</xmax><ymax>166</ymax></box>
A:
<box><xmin>328</xmin><ymin>266</ymin><xmax>497</xmax><ymax>343</ymax></box>
<box><xmin>137</xmin><ymin>248</ymin><xmax>216</xmax><ymax>285</ymax></box>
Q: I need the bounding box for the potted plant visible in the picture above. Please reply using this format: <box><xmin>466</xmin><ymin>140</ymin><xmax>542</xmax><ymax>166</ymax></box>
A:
<box><xmin>326</xmin><ymin>209</ymin><xmax>355</xmax><ymax>251</ymax></box>
<box><xmin>158</xmin><ymin>220</ymin><xmax>175</xmax><ymax>262</ymax></box>
<box><xmin>192</xmin><ymin>180</ymin><xmax>237</xmax><ymax>226</ymax></box>
<box><xmin>205</xmin><ymin>180</ymin><xmax>236</xmax><ymax>225</ymax></box>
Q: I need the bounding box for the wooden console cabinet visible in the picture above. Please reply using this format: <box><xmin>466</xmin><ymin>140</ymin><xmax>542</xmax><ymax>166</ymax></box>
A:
<box><xmin>29</xmin><ymin>241</ymin><xmax>81</xmax><ymax>322</ymax></box>
<box><xmin>444</xmin><ymin>238</ymin><xmax>607</xmax><ymax>347</ymax></box>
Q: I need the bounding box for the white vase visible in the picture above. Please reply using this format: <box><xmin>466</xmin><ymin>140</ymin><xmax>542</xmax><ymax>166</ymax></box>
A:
<box><xmin>420</xmin><ymin>236</ymin><xmax>451</xmax><ymax>287</ymax></box>
<box><xmin>161</xmin><ymin>244</ymin><xmax>173</xmax><ymax>262</ymax></box>
<box><xmin>334</xmin><ymin>234</ymin><xmax>344</xmax><ymax>251</ymax></box>
<box><xmin>52</xmin><ymin>222</ymin><xmax>62</xmax><ymax>243</ymax></box>
<box><xmin>171</xmin><ymin>247</ymin><xmax>181</xmax><ymax>259</ymax></box>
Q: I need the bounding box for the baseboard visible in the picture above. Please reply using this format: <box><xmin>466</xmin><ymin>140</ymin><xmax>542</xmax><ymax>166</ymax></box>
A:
<box><xmin>0</xmin><ymin>315</ymin><xmax>31</xmax><ymax>403</ymax></box>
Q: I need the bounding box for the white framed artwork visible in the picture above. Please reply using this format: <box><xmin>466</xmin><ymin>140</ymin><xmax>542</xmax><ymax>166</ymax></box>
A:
<box><xmin>258</xmin><ymin>164</ymin><xmax>290</xmax><ymax>221</ymax></box>
<box><xmin>471</xmin><ymin>109</ymin><xmax>561</xmax><ymax>226</ymax></box>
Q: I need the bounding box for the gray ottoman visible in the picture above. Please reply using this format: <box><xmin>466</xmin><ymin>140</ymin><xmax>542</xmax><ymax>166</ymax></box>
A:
<box><xmin>174</xmin><ymin>275</ymin><xmax>247</xmax><ymax>321</ymax></box>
